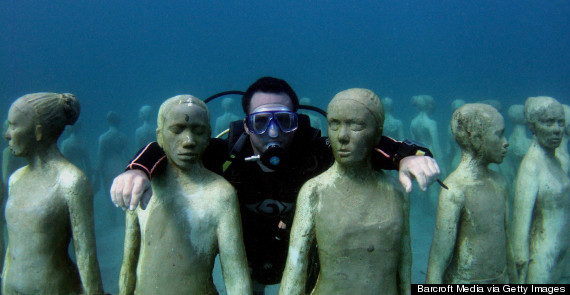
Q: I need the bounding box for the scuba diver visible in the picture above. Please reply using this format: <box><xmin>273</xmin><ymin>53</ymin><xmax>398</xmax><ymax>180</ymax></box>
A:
<box><xmin>110</xmin><ymin>77</ymin><xmax>440</xmax><ymax>294</ymax></box>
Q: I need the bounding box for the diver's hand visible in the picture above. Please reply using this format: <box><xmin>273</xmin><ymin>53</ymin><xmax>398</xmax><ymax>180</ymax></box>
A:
<box><xmin>110</xmin><ymin>169</ymin><xmax>153</xmax><ymax>210</ymax></box>
<box><xmin>398</xmin><ymin>155</ymin><xmax>440</xmax><ymax>193</ymax></box>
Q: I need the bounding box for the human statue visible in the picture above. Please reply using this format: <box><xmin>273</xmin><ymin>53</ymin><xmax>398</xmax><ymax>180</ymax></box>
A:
<box><xmin>278</xmin><ymin>89</ymin><xmax>411</xmax><ymax>295</ymax></box>
<box><xmin>299</xmin><ymin>97</ymin><xmax>326</xmax><ymax>136</ymax></box>
<box><xmin>427</xmin><ymin>103</ymin><xmax>509</xmax><ymax>284</ymax></box>
<box><xmin>410</xmin><ymin>94</ymin><xmax>444</xmax><ymax>212</ymax></box>
<box><xmin>381</xmin><ymin>97</ymin><xmax>404</xmax><ymax>140</ymax></box>
<box><xmin>135</xmin><ymin>105</ymin><xmax>156</xmax><ymax>151</ymax></box>
<box><xmin>97</xmin><ymin>111</ymin><xmax>129</xmax><ymax>225</ymax></box>
<box><xmin>61</xmin><ymin>121</ymin><xmax>98</xmax><ymax>193</ymax></box>
<box><xmin>506</xmin><ymin>104</ymin><xmax>532</xmax><ymax>172</ymax></box>
<box><xmin>478</xmin><ymin>99</ymin><xmax>503</xmax><ymax>113</ymax></box>
<box><xmin>3</xmin><ymin>93</ymin><xmax>104</xmax><ymax>294</ymax></box>
<box><xmin>556</xmin><ymin>104</ymin><xmax>570</xmax><ymax>174</ymax></box>
<box><xmin>119</xmin><ymin>95</ymin><xmax>252</xmax><ymax>295</ymax></box>
<box><xmin>214</xmin><ymin>97</ymin><xmax>242</xmax><ymax>137</ymax></box>
<box><xmin>445</xmin><ymin>99</ymin><xmax>466</xmax><ymax>172</ymax></box>
<box><xmin>510</xmin><ymin>96</ymin><xmax>570</xmax><ymax>283</ymax></box>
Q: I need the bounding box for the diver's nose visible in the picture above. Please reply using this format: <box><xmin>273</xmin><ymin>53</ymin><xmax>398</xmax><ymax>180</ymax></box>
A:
<box><xmin>267</xmin><ymin>120</ymin><xmax>279</xmax><ymax>138</ymax></box>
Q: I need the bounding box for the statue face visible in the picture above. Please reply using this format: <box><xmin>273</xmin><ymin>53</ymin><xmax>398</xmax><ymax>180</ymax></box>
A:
<box><xmin>327</xmin><ymin>99</ymin><xmax>379</xmax><ymax>166</ymax></box>
<box><xmin>159</xmin><ymin>103</ymin><xmax>210</xmax><ymax>170</ymax></box>
<box><xmin>5</xmin><ymin>101</ymin><xmax>36</xmax><ymax>157</ymax></box>
<box><xmin>479</xmin><ymin>114</ymin><xmax>508</xmax><ymax>164</ymax></box>
<box><xmin>533</xmin><ymin>106</ymin><xmax>565</xmax><ymax>150</ymax></box>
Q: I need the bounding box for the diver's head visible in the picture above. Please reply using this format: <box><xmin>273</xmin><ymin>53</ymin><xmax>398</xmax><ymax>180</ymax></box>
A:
<box><xmin>242</xmin><ymin>77</ymin><xmax>299</xmax><ymax>114</ymax></box>
<box><xmin>327</xmin><ymin>88</ymin><xmax>384</xmax><ymax>167</ymax></box>
<box><xmin>525</xmin><ymin>96</ymin><xmax>565</xmax><ymax>150</ymax></box>
<box><xmin>243</xmin><ymin>77</ymin><xmax>299</xmax><ymax>158</ymax></box>
<box><xmin>157</xmin><ymin>95</ymin><xmax>211</xmax><ymax>170</ymax></box>
<box><xmin>452</xmin><ymin>103</ymin><xmax>508</xmax><ymax>165</ymax></box>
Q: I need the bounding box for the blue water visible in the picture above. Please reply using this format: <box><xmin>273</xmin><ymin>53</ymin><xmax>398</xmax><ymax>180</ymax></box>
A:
<box><xmin>2</xmin><ymin>0</ymin><xmax>570</xmax><ymax>293</ymax></box>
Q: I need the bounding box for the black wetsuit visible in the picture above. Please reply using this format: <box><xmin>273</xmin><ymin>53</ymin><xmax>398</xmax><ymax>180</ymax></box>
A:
<box><xmin>127</xmin><ymin>117</ymin><xmax>421</xmax><ymax>285</ymax></box>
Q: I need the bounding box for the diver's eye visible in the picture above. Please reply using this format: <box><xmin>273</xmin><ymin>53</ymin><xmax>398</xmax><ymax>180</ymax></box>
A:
<box><xmin>252</xmin><ymin>113</ymin><xmax>271</xmax><ymax>132</ymax></box>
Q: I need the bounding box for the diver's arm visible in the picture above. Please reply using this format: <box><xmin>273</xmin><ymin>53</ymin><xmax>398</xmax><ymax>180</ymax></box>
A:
<box><xmin>278</xmin><ymin>183</ymin><xmax>317</xmax><ymax>295</ymax></box>
<box><xmin>119</xmin><ymin>211</ymin><xmax>141</xmax><ymax>295</ymax></box>
<box><xmin>374</xmin><ymin>137</ymin><xmax>441</xmax><ymax>192</ymax></box>
<box><xmin>126</xmin><ymin>142</ymin><xmax>167</xmax><ymax>179</ymax></box>
<box><xmin>426</xmin><ymin>183</ymin><xmax>464</xmax><ymax>284</ymax></box>
<box><xmin>67</xmin><ymin>174</ymin><xmax>105</xmax><ymax>295</ymax></box>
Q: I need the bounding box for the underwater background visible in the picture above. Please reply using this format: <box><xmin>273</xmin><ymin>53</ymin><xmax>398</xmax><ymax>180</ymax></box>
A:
<box><xmin>1</xmin><ymin>0</ymin><xmax>569</xmax><ymax>294</ymax></box>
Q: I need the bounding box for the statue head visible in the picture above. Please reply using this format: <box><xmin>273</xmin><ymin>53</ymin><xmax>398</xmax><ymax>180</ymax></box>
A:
<box><xmin>327</xmin><ymin>88</ymin><xmax>384</xmax><ymax>167</ymax></box>
<box><xmin>411</xmin><ymin>95</ymin><xmax>435</xmax><ymax>113</ymax></box>
<box><xmin>139</xmin><ymin>105</ymin><xmax>153</xmax><ymax>122</ymax></box>
<box><xmin>5</xmin><ymin>93</ymin><xmax>80</xmax><ymax>157</ymax></box>
<box><xmin>221</xmin><ymin>97</ymin><xmax>235</xmax><ymax>112</ymax></box>
<box><xmin>479</xmin><ymin>99</ymin><xmax>503</xmax><ymax>113</ymax></box>
<box><xmin>524</xmin><ymin>96</ymin><xmax>565</xmax><ymax>150</ymax></box>
<box><xmin>156</xmin><ymin>95</ymin><xmax>211</xmax><ymax>170</ymax></box>
<box><xmin>451</xmin><ymin>99</ymin><xmax>466</xmax><ymax>112</ymax></box>
<box><xmin>507</xmin><ymin>104</ymin><xmax>526</xmax><ymax>125</ymax></box>
<box><xmin>381</xmin><ymin>97</ymin><xmax>393</xmax><ymax>112</ymax></box>
<box><xmin>106</xmin><ymin>111</ymin><xmax>120</xmax><ymax>127</ymax></box>
<box><xmin>451</xmin><ymin>103</ymin><xmax>508</xmax><ymax>164</ymax></box>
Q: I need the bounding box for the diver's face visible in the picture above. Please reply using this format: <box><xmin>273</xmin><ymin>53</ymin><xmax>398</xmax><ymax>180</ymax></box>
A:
<box><xmin>245</xmin><ymin>92</ymin><xmax>296</xmax><ymax>156</ymax></box>
<box><xmin>4</xmin><ymin>100</ymin><xmax>36</xmax><ymax>158</ymax></box>
<box><xmin>479</xmin><ymin>114</ymin><xmax>509</xmax><ymax>164</ymax></box>
<box><xmin>158</xmin><ymin>103</ymin><xmax>210</xmax><ymax>170</ymax></box>
<box><xmin>327</xmin><ymin>99</ymin><xmax>379</xmax><ymax>166</ymax></box>
<box><xmin>533</xmin><ymin>106</ymin><xmax>565</xmax><ymax>150</ymax></box>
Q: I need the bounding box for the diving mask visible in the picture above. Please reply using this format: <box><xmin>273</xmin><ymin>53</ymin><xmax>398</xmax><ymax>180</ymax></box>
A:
<box><xmin>246</xmin><ymin>108</ymin><xmax>298</xmax><ymax>135</ymax></box>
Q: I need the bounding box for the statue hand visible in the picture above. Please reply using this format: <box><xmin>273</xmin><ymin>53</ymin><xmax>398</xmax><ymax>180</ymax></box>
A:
<box><xmin>398</xmin><ymin>155</ymin><xmax>440</xmax><ymax>193</ymax></box>
<box><xmin>110</xmin><ymin>169</ymin><xmax>153</xmax><ymax>210</ymax></box>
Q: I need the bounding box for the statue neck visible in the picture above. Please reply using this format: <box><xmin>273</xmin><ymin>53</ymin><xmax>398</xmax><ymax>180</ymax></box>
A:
<box><xmin>457</xmin><ymin>152</ymin><xmax>491</xmax><ymax>178</ymax></box>
<box><xmin>27</xmin><ymin>143</ymin><xmax>62</xmax><ymax>171</ymax></box>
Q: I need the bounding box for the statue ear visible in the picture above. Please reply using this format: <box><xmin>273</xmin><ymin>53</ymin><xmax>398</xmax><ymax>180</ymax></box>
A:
<box><xmin>470</xmin><ymin>132</ymin><xmax>483</xmax><ymax>151</ymax></box>
<box><xmin>156</xmin><ymin>128</ymin><xmax>163</xmax><ymax>148</ymax></box>
<box><xmin>35</xmin><ymin>124</ymin><xmax>43</xmax><ymax>142</ymax></box>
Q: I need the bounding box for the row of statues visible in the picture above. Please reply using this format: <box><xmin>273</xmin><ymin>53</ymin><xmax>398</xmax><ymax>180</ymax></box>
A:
<box><xmin>1</xmin><ymin>91</ymin><xmax>568</xmax><ymax>294</ymax></box>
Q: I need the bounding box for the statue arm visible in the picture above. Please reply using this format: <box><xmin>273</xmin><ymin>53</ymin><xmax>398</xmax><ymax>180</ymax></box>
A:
<box><xmin>510</xmin><ymin>163</ymin><xmax>538</xmax><ymax>283</ymax></box>
<box><xmin>426</xmin><ymin>184</ymin><xmax>464</xmax><ymax>283</ymax></box>
<box><xmin>399</xmin><ymin>192</ymin><xmax>411</xmax><ymax>295</ymax></box>
<box><xmin>278</xmin><ymin>183</ymin><xmax>317</xmax><ymax>295</ymax></box>
<box><xmin>67</xmin><ymin>175</ymin><xmax>104</xmax><ymax>295</ymax></box>
<box><xmin>216</xmin><ymin>188</ymin><xmax>252</xmax><ymax>295</ymax></box>
<box><xmin>119</xmin><ymin>211</ymin><xmax>141</xmax><ymax>295</ymax></box>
